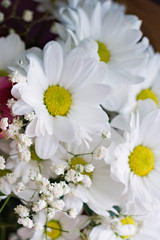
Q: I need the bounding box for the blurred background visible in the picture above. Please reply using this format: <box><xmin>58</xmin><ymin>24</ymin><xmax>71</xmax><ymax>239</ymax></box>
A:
<box><xmin>117</xmin><ymin>0</ymin><xmax>160</xmax><ymax>51</ymax></box>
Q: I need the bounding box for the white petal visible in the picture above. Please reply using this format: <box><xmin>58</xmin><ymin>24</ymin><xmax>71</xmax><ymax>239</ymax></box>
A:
<box><xmin>75</xmin><ymin>83</ymin><xmax>111</xmax><ymax>105</ymax></box>
<box><xmin>21</xmin><ymin>86</ymin><xmax>43</xmax><ymax>107</ymax></box>
<box><xmin>43</xmin><ymin>41</ymin><xmax>63</xmax><ymax>85</ymax></box>
<box><xmin>12</xmin><ymin>99</ymin><xmax>33</xmax><ymax>115</ymax></box>
<box><xmin>26</xmin><ymin>117</ymin><xmax>38</xmax><ymax>137</ymax></box>
<box><xmin>54</xmin><ymin>116</ymin><xmax>75</xmax><ymax>142</ymax></box>
<box><xmin>60</xmin><ymin>47</ymin><xmax>84</xmax><ymax>89</ymax></box>
<box><xmin>27</xmin><ymin>54</ymin><xmax>48</xmax><ymax>91</ymax></box>
<box><xmin>35</xmin><ymin>134</ymin><xmax>59</xmax><ymax>159</ymax></box>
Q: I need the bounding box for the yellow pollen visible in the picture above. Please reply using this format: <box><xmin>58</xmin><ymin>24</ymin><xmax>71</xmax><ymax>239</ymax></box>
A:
<box><xmin>0</xmin><ymin>70</ymin><xmax>8</xmax><ymax>77</ymax></box>
<box><xmin>96</xmin><ymin>41</ymin><xmax>110</xmax><ymax>63</ymax></box>
<box><xmin>43</xmin><ymin>85</ymin><xmax>72</xmax><ymax>117</ymax></box>
<box><xmin>136</xmin><ymin>88</ymin><xmax>158</xmax><ymax>106</ymax></box>
<box><xmin>120</xmin><ymin>216</ymin><xmax>135</xmax><ymax>239</ymax></box>
<box><xmin>129</xmin><ymin>145</ymin><xmax>155</xmax><ymax>177</ymax></box>
<box><xmin>70</xmin><ymin>157</ymin><xmax>92</xmax><ymax>179</ymax></box>
<box><xmin>47</xmin><ymin>220</ymin><xmax>62</xmax><ymax>239</ymax></box>
<box><xmin>30</xmin><ymin>145</ymin><xmax>43</xmax><ymax>161</ymax></box>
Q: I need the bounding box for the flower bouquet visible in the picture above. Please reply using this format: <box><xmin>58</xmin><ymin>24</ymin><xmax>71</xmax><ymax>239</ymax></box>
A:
<box><xmin>0</xmin><ymin>0</ymin><xmax>160</xmax><ymax>239</ymax></box>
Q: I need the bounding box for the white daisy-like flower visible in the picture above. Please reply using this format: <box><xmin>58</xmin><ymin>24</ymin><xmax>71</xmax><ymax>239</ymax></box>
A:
<box><xmin>0</xmin><ymin>34</ymin><xmax>25</xmax><ymax>76</ymax></box>
<box><xmin>11</xmin><ymin>41</ymin><xmax>110</xmax><ymax>159</ymax></box>
<box><xmin>17</xmin><ymin>210</ymin><xmax>88</xmax><ymax>240</ymax></box>
<box><xmin>89</xmin><ymin>212</ymin><xmax>160</xmax><ymax>240</ymax></box>
<box><xmin>52</xmin><ymin>133</ymin><xmax>124</xmax><ymax>215</ymax></box>
<box><xmin>109</xmin><ymin>100</ymin><xmax>160</xmax><ymax>214</ymax></box>
<box><xmin>56</xmin><ymin>0</ymin><xmax>148</xmax><ymax>112</ymax></box>
<box><xmin>121</xmin><ymin>48</ymin><xmax>160</xmax><ymax>113</ymax></box>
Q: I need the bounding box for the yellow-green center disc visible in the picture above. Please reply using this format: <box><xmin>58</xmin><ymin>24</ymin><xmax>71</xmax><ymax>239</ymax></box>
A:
<box><xmin>129</xmin><ymin>145</ymin><xmax>155</xmax><ymax>176</ymax></box>
<box><xmin>43</xmin><ymin>85</ymin><xmax>72</xmax><ymax>117</ymax></box>
<box><xmin>70</xmin><ymin>157</ymin><xmax>92</xmax><ymax>179</ymax></box>
<box><xmin>96</xmin><ymin>41</ymin><xmax>110</xmax><ymax>63</ymax></box>
<box><xmin>46</xmin><ymin>220</ymin><xmax>62</xmax><ymax>239</ymax></box>
<box><xmin>120</xmin><ymin>216</ymin><xmax>135</xmax><ymax>239</ymax></box>
<box><xmin>137</xmin><ymin>88</ymin><xmax>158</xmax><ymax>106</ymax></box>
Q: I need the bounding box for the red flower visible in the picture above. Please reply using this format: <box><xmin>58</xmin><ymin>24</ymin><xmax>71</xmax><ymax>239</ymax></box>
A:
<box><xmin>0</xmin><ymin>77</ymin><xmax>12</xmax><ymax>120</ymax></box>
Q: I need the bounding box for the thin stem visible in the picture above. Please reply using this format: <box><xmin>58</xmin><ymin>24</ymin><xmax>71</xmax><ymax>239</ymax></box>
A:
<box><xmin>0</xmin><ymin>195</ymin><xmax>11</xmax><ymax>215</ymax></box>
<box><xmin>67</xmin><ymin>136</ymin><xmax>106</xmax><ymax>159</ymax></box>
<box><xmin>45</xmin><ymin>226</ymin><xmax>69</xmax><ymax>233</ymax></box>
<box><xmin>1</xmin><ymin>226</ymin><xmax>5</xmax><ymax>240</ymax></box>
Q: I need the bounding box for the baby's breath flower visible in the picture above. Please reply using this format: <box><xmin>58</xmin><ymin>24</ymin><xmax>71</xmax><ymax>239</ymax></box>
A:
<box><xmin>9</xmin><ymin>71</ymin><xmax>26</xmax><ymax>83</ymax></box>
<box><xmin>16</xmin><ymin>182</ymin><xmax>25</xmax><ymax>193</ymax></box>
<box><xmin>18</xmin><ymin>217</ymin><xmax>34</xmax><ymax>228</ymax></box>
<box><xmin>23</xmin><ymin>10</ymin><xmax>33</xmax><ymax>22</ymax></box>
<box><xmin>1</xmin><ymin>0</ymin><xmax>11</xmax><ymax>8</ymax></box>
<box><xmin>32</xmin><ymin>200</ymin><xmax>47</xmax><ymax>212</ymax></box>
<box><xmin>24</xmin><ymin>112</ymin><xmax>36</xmax><ymax>122</ymax></box>
<box><xmin>85</xmin><ymin>164</ymin><xmax>94</xmax><ymax>173</ymax></box>
<box><xmin>0</xmin><ymin>118</ymin><xmax>8</xmax><ymax>131</ymax></box>
<box><xmin>14</xmin><ymin>205</ymin><xmax>30</xmax><ymax>218</ymax></box>
<box><xmin>7</xmin><ymin>98</ymin><xmax>16</xmax><ymax>110</ymax></box>
<box><xmin>5</xmin><ymin>173</ymin><xmax>17</xmax><ymax>184</ymax></box>
<box><xmin>0</xmin><ymin>156</ymin><xmax>5</xmax><ymax>170</ymax></box>
<box><xmin>94</xmin><ymin>146</ymin><xmax>108</xmax><ymax>160</ymax></box>
<box><xmin>67</xmin><ymin>207</ymin><xmax>77</xmax><ymax>219</ymax></box>
<box><xmin>0</xmin><ymin>12</ymin><xmax>4</xmax><ymax>23</ymax></box>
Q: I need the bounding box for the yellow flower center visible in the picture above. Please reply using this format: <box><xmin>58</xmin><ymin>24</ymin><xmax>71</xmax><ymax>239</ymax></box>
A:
<box><xmin>70</xmin><ymin>157</ymin><xmax>92</xmax><ymax>179</ymax></box>
<box><xmin>30</xmin><ymin>145</ymin><xmax>43</xmax><ymax>161</ymax></box>
<box><xmin>120</xmin><ymin>216</ymin><xmax>135</xmax><ymax>239</ymax></box>
<box><xmin>46</xmin><ymin>220</ymin><xmax>62</xmax><ymax>239</ymax></box>
<box><xmin>136</xmin><ymin>89</ymin><xmax>158</xmax><ymax>106</ymax></box>
<box><xmin>43</xmin><ymin>85</ymin><xmax>72</xmax><ymax>117</ymax></box>
<box><xmin>0</xmin><ymin>70</ymin><xmax>8</xmax><ymax>77</ymax></box>
<box><xmin>129</xmin><ymin>145</ymin><xmax>155</xmax><ymax>177</ymax></box>
<box><xmin>96</xmin><ymin>41</ymin><xmax>110</xmax><ymax>63</ymax></box>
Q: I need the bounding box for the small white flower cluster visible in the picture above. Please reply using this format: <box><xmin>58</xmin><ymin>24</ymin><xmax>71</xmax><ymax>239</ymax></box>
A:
<box><xmin>24</xmin><ymin>112</ymin><xmax>36</xmax><ymax>122</ymax></box>
<box><xmin>0</xmin><ymin>117</ymin><xmax>8</xmax><ymax>131</ymax></box>
<box><xmin>16</xmin><ymin>133</ymin><xmax>32</xmax><ymax>162</ymax></box>
<box><xmin>5</xmin><ymin>118</ymin><xmax>23</xmax><ymax>139</ymax></box>
<box><xmin>7</xmin><ymin>98</ymin><xmax>16</xmax><ymax>110</ymax></box>
<box><xmin>22</xmin><ymin>10</ymin><xmax>34</xmax><ymax>22</ymax></box>
<box><xmin>94</xmin><ymin>146</ymin><xmax>108</xmax><ymax>160</ymax></box>
<box><xmin>62</xmin><ymin>162</ymin><xmax>94</xmax><ymax>188</ymax></box>
<box><xmin>9</xmin><ymin>71</ymin><xmax>27</xmax><ymax>83</ymax></box>
<box><xmin>0</xmin><ymin>156</ymin><xmax>5</xmax><ymax>170</ymax></box>
<box><xmin>15</xmin><ymin>182</ymin><xmax>26</xmax><ymax>193</ymax></box>
<box><xmin>28</xmin><ymin>172</ymin><xmax>74</xmax><ymax>219</ymax></box>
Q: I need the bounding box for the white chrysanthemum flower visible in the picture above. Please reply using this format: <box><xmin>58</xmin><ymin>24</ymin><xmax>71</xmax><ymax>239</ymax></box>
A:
<box><xmin>53</xmin><ymin>133</ymin><xmax>124</xmax><ymax>215</ymax></box>
<box><xmin>0</xmin><ymin>34</ymin><xmax>25</xmax><ymax>76</ymax></box>
<box><xmin>110</xmin><ymin>100</ymin><xmax>160</xmax><ymax>214</ymax></box>
<box><xmin>56</xmin><ymin>0</ymin><xmax>148</xmax><ymax>112</ymax></box>
<box><xmin>17</xmin><ymin>210</ymin><xmax>88</xmax><ymax>240</ymax></box>
<box><xmin>89</xmin><ymin>212</ymin><xmax>160</xmax><ymax>240</ymax></box>
<box><xmin>11</xmin><ymin>41</ymin><xmax>110</xmax><ymax>159</ymax></box>
<box><xmin>122</xmin><ymin>48</ymin><xmax>160</xmax><ymax>112</ymax></box>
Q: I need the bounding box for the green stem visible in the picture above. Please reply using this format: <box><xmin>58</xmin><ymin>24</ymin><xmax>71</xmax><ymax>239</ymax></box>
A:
<box><xmin>1</xmin><ymin>226</ymin><xmax>6</xmax><ymax>240</ymax></box>
<box><xmin>0</xmin><ymin>195</ymin><xmax>11</xmax><ymax>215</ymax></box>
